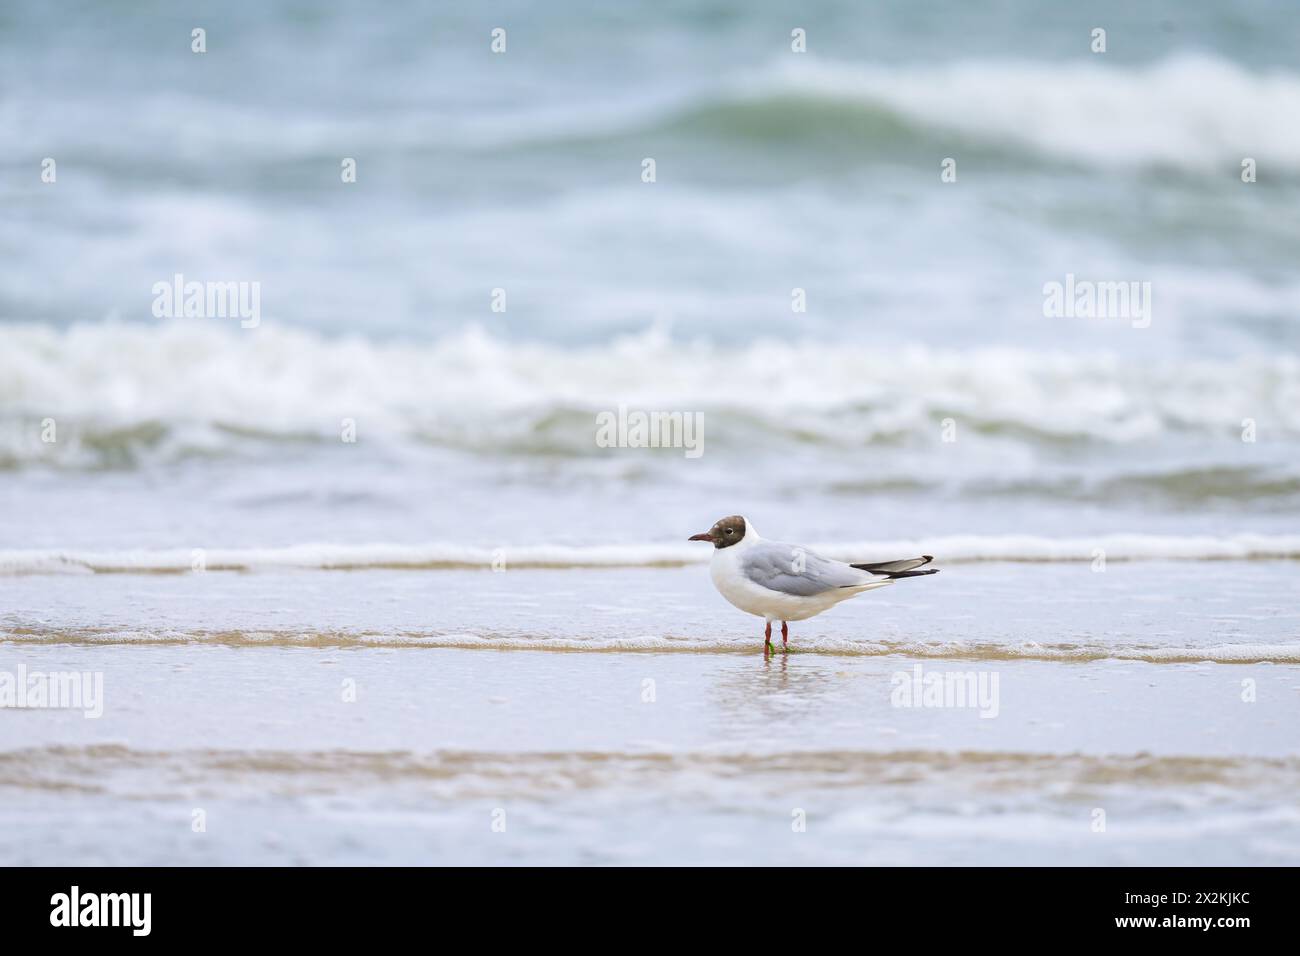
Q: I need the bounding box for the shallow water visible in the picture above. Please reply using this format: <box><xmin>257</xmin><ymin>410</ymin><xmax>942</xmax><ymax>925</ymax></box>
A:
<box><xmin>2</xmin><ymin>562</ymin><xmax>1298</xmax><ymax>864</ymax></box>
<box><xmin>4</xmin><ymin>644</ymin><xmax>1299</xmax><ymax>865</ymax></box>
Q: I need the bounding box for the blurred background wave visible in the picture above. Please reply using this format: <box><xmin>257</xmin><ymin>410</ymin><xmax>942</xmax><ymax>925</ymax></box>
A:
<box><xmin>1</xmin><ymin>0</ymin><xmax>1297</xmax><ymax>548</ymax></box>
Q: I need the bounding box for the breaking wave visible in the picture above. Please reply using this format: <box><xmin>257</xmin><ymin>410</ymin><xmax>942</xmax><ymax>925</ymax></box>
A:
<box><xmin>488</xmin><ymin>55</ymin><xmax>1300</xmax><ymax>174</ymax></box>
<box><xmin>2</xmin><ymin>321</ymin><xmax>1298</xmax><ymax>469</ymax></box>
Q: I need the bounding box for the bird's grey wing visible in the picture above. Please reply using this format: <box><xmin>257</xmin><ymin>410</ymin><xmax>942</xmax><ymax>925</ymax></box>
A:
<box><xmin>740</xmin><ymin>541</ymin><xmax>866</xmax><ymax>596</ymax></box>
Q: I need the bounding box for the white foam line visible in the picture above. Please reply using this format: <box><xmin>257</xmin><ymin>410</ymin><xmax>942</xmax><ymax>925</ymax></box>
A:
<box><xmin>3</xmin><ymin>533</ymin><xmax>1300</xmax><ymax>576</ymax></box>
<box><xmin>4</xmin><ymin>628</ymin><xmax>1298</xmax><ymax>664</ymax></box>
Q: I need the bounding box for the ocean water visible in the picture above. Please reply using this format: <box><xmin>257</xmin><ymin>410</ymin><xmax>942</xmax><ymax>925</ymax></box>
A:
<box><xmin>1</xmin><ymin>1</ymin><xmax>1299</xmax><ymax>864</ymax></box>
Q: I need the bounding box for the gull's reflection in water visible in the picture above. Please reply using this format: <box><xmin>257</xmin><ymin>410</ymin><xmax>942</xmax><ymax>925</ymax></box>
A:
<box><xmin>706</xmin><ymin>647</ymin><xmax>859</xmax><ymax>738</ymax></box>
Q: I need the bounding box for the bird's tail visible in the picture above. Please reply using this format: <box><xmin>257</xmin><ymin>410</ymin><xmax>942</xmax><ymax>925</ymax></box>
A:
<box><xmin>850</xmin><ymin>555</ymin><xmax>938</xmax><ymax>579</ymax></box>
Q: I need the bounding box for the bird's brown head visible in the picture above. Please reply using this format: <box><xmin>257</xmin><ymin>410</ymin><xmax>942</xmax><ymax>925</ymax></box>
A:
<box><xmin>688</xmin><ymin>515</ymin><xmax>747</xmax><ymax>549</ymax></box>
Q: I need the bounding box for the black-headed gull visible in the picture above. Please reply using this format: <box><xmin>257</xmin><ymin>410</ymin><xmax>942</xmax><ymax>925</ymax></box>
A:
<box><xmin>688</xmin><ymin>515</ymin><xmax>938</xmax><ymax>655</ymax></box>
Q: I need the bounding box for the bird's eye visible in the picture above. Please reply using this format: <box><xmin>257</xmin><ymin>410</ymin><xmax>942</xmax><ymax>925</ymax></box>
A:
<box><xmin>727</xmin><ymin>529</ymin><xmax>734</xmax><ymax>534</ymax></box>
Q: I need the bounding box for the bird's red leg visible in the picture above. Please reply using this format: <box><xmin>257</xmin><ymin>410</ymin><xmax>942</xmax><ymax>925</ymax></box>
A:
<box><xmin>781</xmin><ymin>621</ymin><xmax>788</xmax><ymax>652</ymax></box>
<box><xmin>764</xmin><ymin>620</ymin><xmax>772</xmax><ymax>656</ymax></box>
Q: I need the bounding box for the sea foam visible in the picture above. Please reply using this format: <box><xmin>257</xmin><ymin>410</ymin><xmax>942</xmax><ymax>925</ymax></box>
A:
<box><xmin>3</xmin><ymin>321</ymin><xmax>1298</xmax><ymax>467</ymax></box>
<box><xmin>2</xmin><ymin>533</ymin><xmax>1299</xmax><ymax>576</ymax></box>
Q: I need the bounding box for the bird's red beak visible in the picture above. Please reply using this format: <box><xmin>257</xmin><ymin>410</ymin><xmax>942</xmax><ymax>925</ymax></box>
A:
<box><xmin>688</xmin><ymin>532</ymin><xmax>713</xmax><ymax>542</ymax></box>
